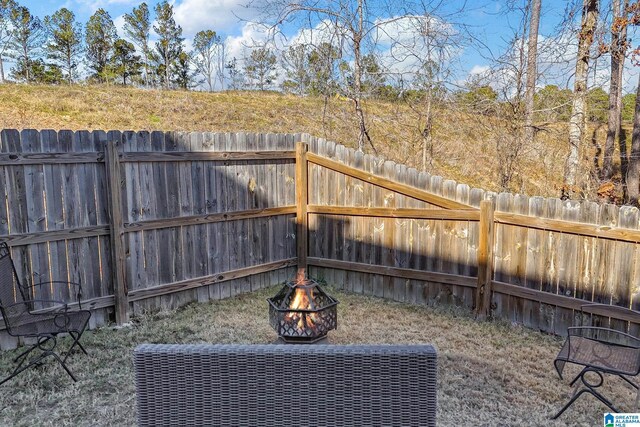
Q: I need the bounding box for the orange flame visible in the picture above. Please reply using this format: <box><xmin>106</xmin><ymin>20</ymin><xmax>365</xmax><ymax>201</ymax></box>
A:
<box><xmin>284</xmin><ymin>284</ymin><xmax>318</xmax><ymax>332</ymax></box>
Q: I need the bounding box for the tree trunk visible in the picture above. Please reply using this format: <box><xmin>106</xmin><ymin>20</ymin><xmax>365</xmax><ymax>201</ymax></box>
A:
<box><xmin>352</xmin><ymin>0</ymin><xmax>375</xmax><ymax>154</ymax></box>
<box><xmin>0</xmin><ymin>57</ymin><xmax>4</xmax><ymax>83</ymax></box>
<box><xmin>165</xmin><ymin>55</ymin><xmax>170</xmax><ymax>90</ymax></box>
<box><xmin>23</xmin><ymin>44</ymin><xmax>29</xmax><ymax>82</ymax></box>
<box><xmin>524</xmin><ymin>0</ymin><xmax>542</xmax><ymax>146</ymax></box>
<box><xmin>67</xmin><ymin>51</ymin><xmax>72</xmax><ymax>84</ymax></box>
<box><xmin>563</xmin><ymin>0</ymin><xmax>599</xmax><ymax>199</ymax></box>
<box><xmin>627</xmin><ymin>73</ymin><xmax>640</xmax><ymax>206</ymax></box>
<box><xmin>422</xmin><ymin>93</ymin><xmax>433</xmax><ymax>171</ymax></box>
<box><xmin>602</xmin><ymin>0</ymin><xmax>628</xmax><ymax>182</ymax></box>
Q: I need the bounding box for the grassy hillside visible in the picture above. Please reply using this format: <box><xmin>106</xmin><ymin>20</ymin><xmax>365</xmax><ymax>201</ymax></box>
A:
<box><xmin>0</xmin><ymin>83</ymin><xmax>579</xmax><ymax>198</ymax></box>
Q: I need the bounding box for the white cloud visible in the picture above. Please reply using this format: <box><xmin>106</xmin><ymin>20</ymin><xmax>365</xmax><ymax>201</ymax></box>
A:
<box><xmin>72</xmin><ymin>0</ymin><xmax>141</xmax><ymax>13</ymax></box>
<box><xmin>173</xmin><ymin>0</ymin><xmax>255</xmax><ymax>37</ymax></box>
<box><xmin>114</xmin><ymin>14</ymin><xmax>127</xmax><ymax>40</ymax></box>
<box><xmin>372</xmin><ymin>15</ymin><xmax>462</xmax><ymax>84</ymax></box>
<box><xmin>469</xmin><ymin>65</ymin><xmax>490</xmax><ymax>76</ymax></box>
<box><xmin>224</xmin><ymin>22</ymin><xmax>279</xmax><ymax>60</ymax></box>
<box><xmin>288</xmin><ymin>20</ymin><xmax>344</xmax><ymax>48</ymax></box>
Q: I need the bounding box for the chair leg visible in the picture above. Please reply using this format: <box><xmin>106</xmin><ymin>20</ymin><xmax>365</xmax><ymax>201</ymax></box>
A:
<box><xmin>0</xmin><ymin>349</ymin><xmax>54</xmax><ymax>386</ymax></box>
<box><xmin>0</xmin><ymin>335</ymin><xmax>78</xmax><ymax>386</ymax></box>
<box><xmin>49</xmin><ymin>351</ymin><xmax>77</xmax><ymax>382</ymax></box>
<box><xmin>552</xmin><ymin>388</ymin><xmax>619</xmax><ymax>419</ymax></box>
<box><xmin>63</xmin><ymin>331</ymin><xmax>88</xmax><ymax>364</ymax></box>
<box><xmin>552</xmin><ymin>368</ymin><xmax>619</xmax><ymax>419</ymax></box>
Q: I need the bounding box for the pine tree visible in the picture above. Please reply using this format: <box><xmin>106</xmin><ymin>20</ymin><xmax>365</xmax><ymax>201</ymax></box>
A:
<box><xmin>244</xmin><ymin>47</ymin><xmax>276</xmax><ymax>91</ymax></box>
<box><xmin>85</xmin><ymin>8</ymin><xmax>117</xmax><ymax>83</ymax></box>
<box><xmin>44</xmin><ymin>7</ymin><xmax>83</xmax><ymax>84</ymax></box>
<box><xmin>110</xmin><ymin>39</ymin><xmax>141</xmax><ymax>86</ymax></box>
<box><xmin>123</xmin><ymin>2</ymin><xmax>151</xmax><ymax>86</ymax></box>
<box><xmin>172</xmin><ymin>50</ymin><xmax>196</xmax><ymax>90</ymax></box>
<box><xmin>8</xmin><ymin>4</ymin><xmax>45</xmax><ymax>83</ymax></box>
<box><xmin>281</xmin><ymin>44</ymin><xmax>310</xmax><ymax>95</ymax></box>
<box><xmin>225</xmin><ymin>57</ymin><xmax>243</xmax><ymax>90</ymax></box>
<box><xmin>153</xmin><ymin>1</ymin><xmax>184</xmax><ymax>89</ymax></box>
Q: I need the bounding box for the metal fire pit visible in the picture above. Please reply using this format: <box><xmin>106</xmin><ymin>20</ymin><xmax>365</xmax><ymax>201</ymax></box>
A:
<box><xmin>268</xmin><ymin>278</ymin><xmax>338</xmax><ymax>343</ymax></box>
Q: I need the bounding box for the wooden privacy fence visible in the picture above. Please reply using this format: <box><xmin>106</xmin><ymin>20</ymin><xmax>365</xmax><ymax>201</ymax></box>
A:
<box><xmin>2</xmin><ymin>129</ymin><xmax>640</xmax><ymax>348</ymax></box>
<box><xmin>297</xmin><ymin>141</ymin><xmax>640</xmax><ymax>336</ymax></box>
<box><xmin>0</xmin><ymin>129</ymin><xmax>300</xmax><ymax>349</ymax></box>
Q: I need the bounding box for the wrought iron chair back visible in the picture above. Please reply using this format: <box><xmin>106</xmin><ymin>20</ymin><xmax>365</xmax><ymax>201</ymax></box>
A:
<box><xmin>0</xmin><ymin>242</ymin><xmax>91</xmax><ymax>385</ymax></box>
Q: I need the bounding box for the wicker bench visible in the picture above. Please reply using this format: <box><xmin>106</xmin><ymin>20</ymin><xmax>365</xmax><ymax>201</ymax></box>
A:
<box><xmin>134</xmin><ymin>343</ymin><xmax>437</xmax><ymax>426</ymax></box>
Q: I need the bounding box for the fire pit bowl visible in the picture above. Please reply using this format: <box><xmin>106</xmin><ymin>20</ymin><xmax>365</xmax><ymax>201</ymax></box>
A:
<box><xmin>268</xmin><ymin>277</ymin><xmax>338</xmax><ymax>343</ymax></box>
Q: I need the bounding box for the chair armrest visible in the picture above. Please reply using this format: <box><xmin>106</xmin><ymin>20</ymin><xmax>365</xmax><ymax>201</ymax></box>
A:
<box><xmin>34</xmin><ymin>281</ymin><xmax>84</xmax><ymax>308</ymax></box>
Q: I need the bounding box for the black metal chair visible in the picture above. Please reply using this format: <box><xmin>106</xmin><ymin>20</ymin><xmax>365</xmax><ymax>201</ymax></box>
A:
<box><xmin>552</xmin><ymin>303</ymin><xmax>640</xmax><ymax>419</ymax></box>
<box><xmin>0</xmin><ymin>242</ymin><xmax>91</xmax><ymax>385</ymax></box>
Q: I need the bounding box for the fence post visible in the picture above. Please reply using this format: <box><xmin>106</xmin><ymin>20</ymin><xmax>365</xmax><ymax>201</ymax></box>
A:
<box><xmin>295</xmin><ymin>142</ymin><xmax>309</xmax><ymax>280</ymax></box>
<box><xmin>475</xmin><ymin>199</ymin><xmax>495</xmax><ymax>320</ymax></box>
<box><xmin>105</xmin><ymin>135</ymin><xmax>129</xmax><ymax>324</ymax></box>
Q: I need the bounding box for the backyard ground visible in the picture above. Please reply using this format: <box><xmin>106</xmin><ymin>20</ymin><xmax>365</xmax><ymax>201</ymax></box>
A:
<box><xmin>0</xmin><ymin>286</ymin><xmax>634</xmax><ymax>426</ymax></box>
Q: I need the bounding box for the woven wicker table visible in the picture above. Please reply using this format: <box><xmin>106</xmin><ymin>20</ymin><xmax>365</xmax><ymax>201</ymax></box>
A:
<box><xmin>134</xmin><ymin>343</ymin><xmax>437</xmax><ymax>426</ymax></box>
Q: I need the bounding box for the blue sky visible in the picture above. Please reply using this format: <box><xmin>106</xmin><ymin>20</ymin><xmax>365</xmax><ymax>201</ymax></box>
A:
<box><xmin>11</xmin><ymin>0</ymin><xmax>640</xmax><ymax>92</ymax></box>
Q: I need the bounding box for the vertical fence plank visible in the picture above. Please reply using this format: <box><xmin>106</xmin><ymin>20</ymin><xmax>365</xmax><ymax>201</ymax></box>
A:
<box><xmin>105</xmin><ymin>134</ymin><xmax>128</xmax><ymax>324</ymax></box>
<box><xmin>123</xmin><ymin>131</ymin><xmax>143</xmax><ymax>300</ymax></box>
<box><xmin>393</xmin><ymin>164</ymin><xmax>408</xmax><ymax>302</ymax></box>
<box><xmin>92</xmin><ymin>130</ymin><xmax>112</xmax><ymax>321</ymax></box>
<box><xmin>21</xmin><ymin>129</ymin><xmax>49</xmax><ymax>309</ymax></box>
<box><xmin>136</xmin><ymin>131</ymin><xmax>158</xmax><ymax>314</ymax></box>
<box><xmin>612</xmin><ymin>206</ymin><xmax>637</xmax><ymax>332</ymax></box>
<box><xmin>332</xmin><ymin>144</ymin><xmax>346</xmax><ymax>290</ymax></box>
<box><xmin>214</xmin><ymin>133</ymin><xmax>230</xmax><ymax>299</ymax></box>
<box><xmin>381</xmin><ymin>160</ymin><xmax>396</xmax><ymax>300</ymax></box>
<box><xmin>524</xmin><ymin>196</ymin><xmax>544</xmax><ymax>331</ymax></box>
<box><xmin>476</xmin><ymin>200</ymin><xmax>495</xmax><ymax>320</ymax></box>
<box><xmin>510</xmin><ymin>194</ymin><xmax>530</xmax><ymax>325</ymax></box>
<box><xmin>493</xmin><ymin>192</ymin><xmax>513</xmax><ymax>320</ymax></box>
<box><xmin>427</xmin><ymin>175</ymin><xmax>443</xmax><ymax>302</ymax></box>
<box><xmin>441</xmin><ymin>180</ymin><xmax>457</xmax><ymax>305</ymax></box>
<box><xmin>295</xmin><ymin>142</ymin><xmax>308</xmax><ymax>278</ymax></box>
<box><xmin>406</xmin><ymin>168</ymin><xmax>420</xmax><ymax>304</ymax></box>
<box><xmin>367</xmin><ymin>154</ymin><xmax>381</xmax><ymax>297</ymax></box>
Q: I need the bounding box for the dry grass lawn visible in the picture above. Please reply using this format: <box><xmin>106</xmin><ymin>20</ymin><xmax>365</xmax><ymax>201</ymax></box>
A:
<box><xmin>0</xmin><ymin>286</ymin><xmax>635</xmax><ymax>426</ymax></box>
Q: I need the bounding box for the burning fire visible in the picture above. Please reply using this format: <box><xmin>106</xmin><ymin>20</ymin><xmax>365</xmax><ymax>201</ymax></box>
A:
<box><xmin>284</xmin><ymin>278</ymin><xmax>319</xmax><ymax>332</ymax></box>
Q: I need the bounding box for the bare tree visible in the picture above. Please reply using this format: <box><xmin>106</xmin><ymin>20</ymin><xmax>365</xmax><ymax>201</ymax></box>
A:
<box><xmin>387</xmin><ymin>13</ymin><xmax>460</xmax><ymax>170</ymax></box>
<box><xmin>250</xmin><ymin>0</ymin><xmax>397</xmax><ymax>153</ymax></box>
<box><xmin>0</xmin><ymin>0</ymin><xmax>16</xmax><ymax>83</ymax></box>
<box><xmin>627</xmin><ymin>72</ymin><xmax>640</xmax><ymax>205</ymax></box>
<box><xmin>524</xmin><ymin>0</ymin><xmax>542</xmax><ymax>146</ymax></box>
<box><xmin>602</xmin><ymin>0</ymin><xmax>629</xmax><ymax>183</ymax></box>
<box><xmin>215</xmin><ymin>37</ymin><xmax>226</xmax><ymax>90</ymax></box>
<box><xmin>193</xmin><ymin>29</ymin><xmax>219</xmax><ymax>91</ymax></box>
<box><xmin>563</xmin><ymin>0</ymin><xmax>599</xmax><ymax>199</ymax></box>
